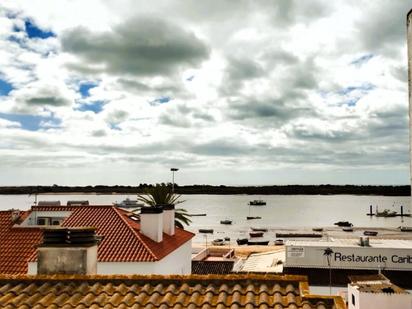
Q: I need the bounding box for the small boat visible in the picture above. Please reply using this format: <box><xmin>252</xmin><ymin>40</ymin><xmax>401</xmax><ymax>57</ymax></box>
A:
<box><xmin>400</xmin><ymin>226</ymin><xmax>412</xmax><ymax>232</ymax></box>
<box><xmin>220</xmin><ymin>219</ymin><xmax>232</xmax><ymax>225</ymax></box>
<box><xmin>343</xmin><ymin>227</ymin><xmax>353</xmax><ymax>232</ymax></box>
<box><xmin>113</xmin><ymin>198</ymin><xmax>144</xmax><ymax>208</ymax></box>
<box><xmin>237</xmin><ymin>238</ymin><xmax>248</xmax><ymax>245</ymax></box>
<box><xmin>312</xmin><ymin>228</ymin><xmax>323</xmax><ymax>232</ymax></box>
<box><xmin>274</xmin><ymin>239</ymin><xmax>284</xmax><ymax>246</ymax></box>
<box><xmin>246</xmin><ymin>216</ymin><xmax>262</xmax><ymax>220</ymax></box>
<box><xmin>198</xmin><ymin>229</ymin><xmax>214</xmax><ymax>234</ymax></box>
<box><xmin>376</xmin><ymin>209</ymin><xmax>398</xmax><ymax>217</ymax></box>
<box><xmin>249</xmin><ymin>231</ymin><xmax>264</xmax><ymax>238</ymax></box>
<box><xmin>249</xmin><ymin>200</ymin><xmax>266</xmax><ymax>206</ymax></box>
<box><xmin>248</xmin><ymin>240</ymin><xmax>269</xmax><ymax>246</ymax></box>
<box><xmin>224</xmin><ymin>237</ymin><xmax>230</xmax><ymax>241</ymax></box>
<box><xmin>334</xmin><ymin>221</ymin><xmax>353</xmax><ymax>227</ymax></box>
<box><xmin>212</xmin><ymin>239</ymin><xmax>225</xmax><ymax>246</ymax></box>
<box><xmin>251</xmin><ymin>227</ymin><xmax>268</xmax><ymax>232</ymax></box>
<box><xmin>189</xmin><ymin>213</ymin><xmax>207</xmax><ymax>217</ymax></box>
<box><xmin>364</xmin><ymin>230</ymin><xmax>378</xmax><ymax>236</ymax></box>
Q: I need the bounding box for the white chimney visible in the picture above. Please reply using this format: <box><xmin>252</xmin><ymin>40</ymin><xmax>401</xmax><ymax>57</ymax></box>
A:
<box><xmin>162</xmin><ymin>204</ymin><xmax>175</xmax><ymax>236</ymax></box>
<box><xmin>140</xmin><ymin>207</ymin><xmax>163</xmax><ymax>242</ymax></box>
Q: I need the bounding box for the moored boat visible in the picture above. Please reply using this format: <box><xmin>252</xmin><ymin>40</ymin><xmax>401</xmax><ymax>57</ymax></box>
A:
<box><xmin>251</xmin><ymin>227</ymin><xmax>268</xmax><ymax>232</ymax></box>
<box><xmin>220</xmin><ymin>219</ymin><xmax>232</xmax><ymax>225</ymax></box>
<box><xmin>199</xmin><ymin>229</ymin><xmax>214</xmax><ymax>234</ymax></box>
<box><xmin>376</xmin><ymin>209</ymin><xmax>397</xmax><ymax>217</ymax></box>
<box><xmin>249</xmin><ymin>231</ymin><xmax>264</xmax><ymax>238</ymax></box>
<box><xmin>343</xmin><ymin>227</ymin><xmax>353</xmax><ymax>232</ymax></box>
<box><xmin>212</xmin><ymin>239</ymin><xmax>225</xmax><ymax>246</ymax></box>
<box><xmin>334</xmin><ymin>221</ymin><xmax>353</xmax><ymax>227</ymax></box>
<box><xmin>248</xmin><ymin>240</ymin><xmax>269</xmax><ymax>246</ymax></box>
<box><xmin>400</xmin><ymin>226</ymin><xmax>412</xmax><ymax>232</ymax></box>
<box><xmin>236</xmin><ymin>238</ymin><xmax>248</xmax><ymax>245</ymax></box>
<box><xmin>246</xmin><ymin>216</ymin><xmax>262</xmax><ymax>220</ymax></box>
<box><xmin>113</xmin><ymin>198</ymin><xmax>144</xmax><ymax>208</ymax></box>
<box><xmin>274</xmin><ymin>239</ymin><xmax>284</xmax><ymax>246</ymax></box>
<box><xmin>363</xmin><ymin>230</ymin><xmax>378</xmax><ymax>236</ymax></box>
<box><xmin>248</xmin><ymin>200</ymin><xmax>266</xmax><ymax>206</ymax></box>
<box><xmin>312</xmin><ymin>227</ymin><xmax>323</xmax><ymax>232</ymax></box>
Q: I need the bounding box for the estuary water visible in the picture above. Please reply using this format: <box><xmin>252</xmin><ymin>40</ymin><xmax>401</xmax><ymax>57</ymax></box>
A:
<box><xmin>0</xmin><ymin>194</ymin><xmax>410</xmax><ymax>243</ymax></box>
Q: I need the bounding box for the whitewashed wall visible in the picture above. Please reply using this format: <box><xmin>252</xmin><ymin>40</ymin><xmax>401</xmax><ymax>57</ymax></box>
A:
<box><xmin>348</xmin><ymin>284</ymin><xmax>412</xmax><ymax>309</ymax></box>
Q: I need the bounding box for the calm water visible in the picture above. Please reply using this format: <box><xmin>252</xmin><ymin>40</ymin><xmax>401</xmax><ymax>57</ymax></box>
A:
<box><xmin>1</xmin><ymin>194</ymin><xmax>410</xmax><ymax>243</ymax></box>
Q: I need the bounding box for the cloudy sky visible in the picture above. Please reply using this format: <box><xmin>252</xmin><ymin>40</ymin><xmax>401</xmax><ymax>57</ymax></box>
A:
<box><xmin>0</xmin><ymin>1</ymin><xmax>410</xmax><ymax>186</ymax></box>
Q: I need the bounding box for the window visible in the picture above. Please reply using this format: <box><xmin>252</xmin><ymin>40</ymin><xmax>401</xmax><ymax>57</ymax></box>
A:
<box><xmin>352</xmin><ymin>294</ymin><xmax>355</xmax><ymax>306</ymax></box>
<box><xmin>37</xmin><ymin>217</ymin><xmax>50</xmax><ymax>225</ymax></box>
<box><xmin>51</xmin><ymin>219</ymin><xmax>62</xmax><ymax>226</ymax></box>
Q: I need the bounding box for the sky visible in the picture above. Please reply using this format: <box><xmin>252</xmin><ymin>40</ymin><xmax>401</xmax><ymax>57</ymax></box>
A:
<box><xmin>0</xmin><ymin>1</ymin><xmax>410</xmax><ymax>186</ymax></box>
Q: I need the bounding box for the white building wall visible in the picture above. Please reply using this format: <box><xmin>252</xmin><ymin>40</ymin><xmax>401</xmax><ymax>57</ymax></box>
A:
<box><xmin>348</xmin><ymin>285</ymin><xmax>412</xmax><ymax>309</ymax></box>
<box><xmin>28</xmin><ymin>240</ymin><xmax>192</xmax><ymax>275</ymax></box>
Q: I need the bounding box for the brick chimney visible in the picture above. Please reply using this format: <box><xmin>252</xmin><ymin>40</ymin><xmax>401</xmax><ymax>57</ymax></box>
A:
<box><xmin>161</xmin><ymin>204</ymin><xmax>175</xmax><ymax>236</ymax></box>
<box><xmin>140</xmin><ymin>206</ymin><xmax>163</xmax><ymax>242</ymax></box>
<box><xmin>37</xmin><ymin>227</ymin><xmax>99</xmax><ymax>275</ymax></box>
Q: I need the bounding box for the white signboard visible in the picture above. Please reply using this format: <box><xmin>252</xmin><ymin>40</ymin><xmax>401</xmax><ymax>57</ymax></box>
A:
<box><xmin>288</xmin><ymin>247</ymin><xmax>304</xmax><ymax>258</ymax></box>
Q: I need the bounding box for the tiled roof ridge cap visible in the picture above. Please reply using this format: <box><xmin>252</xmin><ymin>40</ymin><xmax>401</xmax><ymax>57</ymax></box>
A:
<box><xmin>112</xmin><ymin>206</ymin><xmax>159</xmax><ymax>260</ymax></box>
<box><xmin>0</xmin><ymin>274</ymin><xmax>308</xmax><ymax>283</ymax></box>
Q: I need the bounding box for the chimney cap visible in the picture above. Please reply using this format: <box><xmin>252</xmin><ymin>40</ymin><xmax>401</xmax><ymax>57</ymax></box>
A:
<box><xmin>141</xmin><ymin>206</ymin><xmax>163</xmax><ymax>214</ymax></box>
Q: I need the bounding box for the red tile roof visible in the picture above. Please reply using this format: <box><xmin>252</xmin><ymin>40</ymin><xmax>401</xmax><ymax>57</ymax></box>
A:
<box><xmin>0</xmin><ymin>211</ymin><xmax>42</xmax><ymax>274</ymax></box>
<box><xmin>0</xmin><ymin>274</ymin><xmax>347</xmax><ymax>309</ymax></box>
<box><xmin>0</xmin><ymin>206</ymin><xmax>194</xmax><ymax>274</ymax></box>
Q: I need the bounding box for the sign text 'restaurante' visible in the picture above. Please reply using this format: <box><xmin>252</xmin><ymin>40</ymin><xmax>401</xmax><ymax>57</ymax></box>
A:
<box><xmin>334</xmin><ymin>252</ymin><xmax>412</xmax><ymax>264</ymax></box>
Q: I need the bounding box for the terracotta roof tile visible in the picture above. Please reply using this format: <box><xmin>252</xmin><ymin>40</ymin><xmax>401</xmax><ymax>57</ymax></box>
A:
<box><xmin>0</xmin><ymin>274</ymin><xmax>345</xmax><ymax>309</ymax></box>
<box><xmin>0</xmin><ymin>206</ymin><xmax>194</xmax><ymax>274</ymax></box>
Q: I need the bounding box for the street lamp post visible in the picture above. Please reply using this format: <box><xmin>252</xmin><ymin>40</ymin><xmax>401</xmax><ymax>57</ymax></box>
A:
<box><xmin>170</xmin><ymin>168</ymin><xmax>179</xmax><ymax>193</ymax></box>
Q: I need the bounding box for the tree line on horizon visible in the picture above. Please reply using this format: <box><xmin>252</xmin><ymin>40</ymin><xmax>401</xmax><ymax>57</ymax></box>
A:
<box><xmin>0</xmin><ymin>184</ymin><xmax>409</xmax><ymax>196</ymax></box>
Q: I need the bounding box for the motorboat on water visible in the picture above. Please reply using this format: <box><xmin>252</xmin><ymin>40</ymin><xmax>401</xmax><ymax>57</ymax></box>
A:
<box><xmin>400</xmin><ymin>226</ymin><xmax>412</xmax><ymax>232</ymax></box>
<box><xmin>113</xmin><ymin>198</ymin><xmax>144</xmax><ymax>208</ymax></box>
<box><xmin>236</xmin><ymin>238</ymin><xmax>248</xmax><ymax>245</ymax></box>
<box><xmin>375</xmin><ymin>209</ymin><xmax>397</xmax><ymax>217</ymax></box>
<box><xmin>249</xmin><ymin>231</ymin><xmax>264</xmax><ymax>238</ymax></box>
<box><xmin>212</xmin><ymin>239</ymin><xmax>225</xmax><ymax>246</ymax></box>
<box><xmin>334</xmin><ymin>221</ymin><xmax>353</xmax><ymax>227</ymax></box>
<box><xmin>274</xmin><ymin>239</ymin><xmax>284</xmax><ymax>246</ymax></box>
<box><xmin>199</xmin><ymin>228</ymin><xmax>213</xmax><ymax>234</ymax></box>
<box><xmin>220</xmin><ymin>219</ymin><xmax>232</xmax><ymax>225</ymax></box>
<box><xmin>247</xmin><ymin>240</ymin><xmax>269</xmax><ymax>246</ymax></box>
<box><xmin>251</xmin><ymin>227</ymin><xmax>268</xmax><ymax>232</ymax></box>
<box><xmin>343</xmin><ymin>227</ymin><xmax>354</xmax><ymax>232</ymax></box>
<box><xmin>248</xmin><ymin>200</ymin><xmax>266</xmax><ymax>206</ymax></box>
<box><xmin>363</xmin><ymin>230</ymin><xmax>378</xmax><ymax>236</ymax></box>
<box><xmin>312</xmin><ymin>227</ymin><xmax>323</xmax><ymax>232</ymax></box>
<box><xmin>246</xmin><ymin>216</ymin><xmax>262</xmax><ymax>220</ymax></box>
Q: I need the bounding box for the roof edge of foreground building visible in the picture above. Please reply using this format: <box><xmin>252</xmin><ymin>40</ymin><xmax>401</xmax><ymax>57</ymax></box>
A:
<box><xmin>0</xmin><ymin>274</ymin><xmax>346</xmax><ymax>309</ymax></box>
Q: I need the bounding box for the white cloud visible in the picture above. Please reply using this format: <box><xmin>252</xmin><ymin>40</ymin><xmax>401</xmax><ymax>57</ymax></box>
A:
<box><xmin>0</xmin><ymin>0</ymin><xmax>409</xmax><ymax>185</ymax></box>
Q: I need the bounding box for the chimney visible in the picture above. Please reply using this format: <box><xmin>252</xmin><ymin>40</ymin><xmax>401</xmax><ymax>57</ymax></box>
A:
<box><xmin>140</xmin><ymin>206</ymin><xmax>163</xmax><ymax>242</ymax></box>
<box><xmin>161</xmin><ymin>204</ymin><xmax>175</xmax><ymax>236</ymax></box>
<box><xmin>37</xmin><ymin>227</ymin><xmax>98</xmax><ymax>275</ymax></box>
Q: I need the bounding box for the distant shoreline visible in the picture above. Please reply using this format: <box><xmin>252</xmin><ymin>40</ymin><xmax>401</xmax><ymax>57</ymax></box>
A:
<box><xmin>0</xmin><ymin>184</ymin><xmax>409</xmax><ymax>196</ymax></box>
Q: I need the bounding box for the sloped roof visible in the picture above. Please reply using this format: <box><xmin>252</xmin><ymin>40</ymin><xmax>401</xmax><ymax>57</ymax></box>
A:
<box><xmin>0</xmin><ymin>274</ymin><xmax>346</xmax><ymax>309</ymax></box>
<box><xmin>0</xmin><ymin>206</ymin><xmax>194</xmax><ymax>274</ymax></box>
<box><xmin>192</xmin><ymin>261</ymin><xmax>235</xmax><ymax>274</ymax></box>
<box><xmin>0</xmin><ymin>212</ymin><xmax>42</xmax><ymax>274</ymax></box>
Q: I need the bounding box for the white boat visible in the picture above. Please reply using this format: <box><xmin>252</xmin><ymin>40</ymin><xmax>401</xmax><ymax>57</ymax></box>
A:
<box><xmin>113</xmin><ymin>198</ymin><xmax>144</xmax><ymax>208</ymax></box>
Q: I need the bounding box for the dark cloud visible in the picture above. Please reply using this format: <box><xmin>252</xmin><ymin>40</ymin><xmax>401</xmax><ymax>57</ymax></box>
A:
<box><xmin>62</xmin><ymin>16</ymin><xmax>210</xmax><ymax>76</ymax></box>
<box><xmin>355</xmin><ymin>1</ymin><xmax>410</xmax><ymax>55</ymax></box>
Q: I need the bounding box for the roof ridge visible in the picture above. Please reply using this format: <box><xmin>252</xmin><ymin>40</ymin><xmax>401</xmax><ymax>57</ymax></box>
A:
<box><xmin>111</xmin><ymin>206</ymin><xmax>159</xmax><ymax>260</ymax></box>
